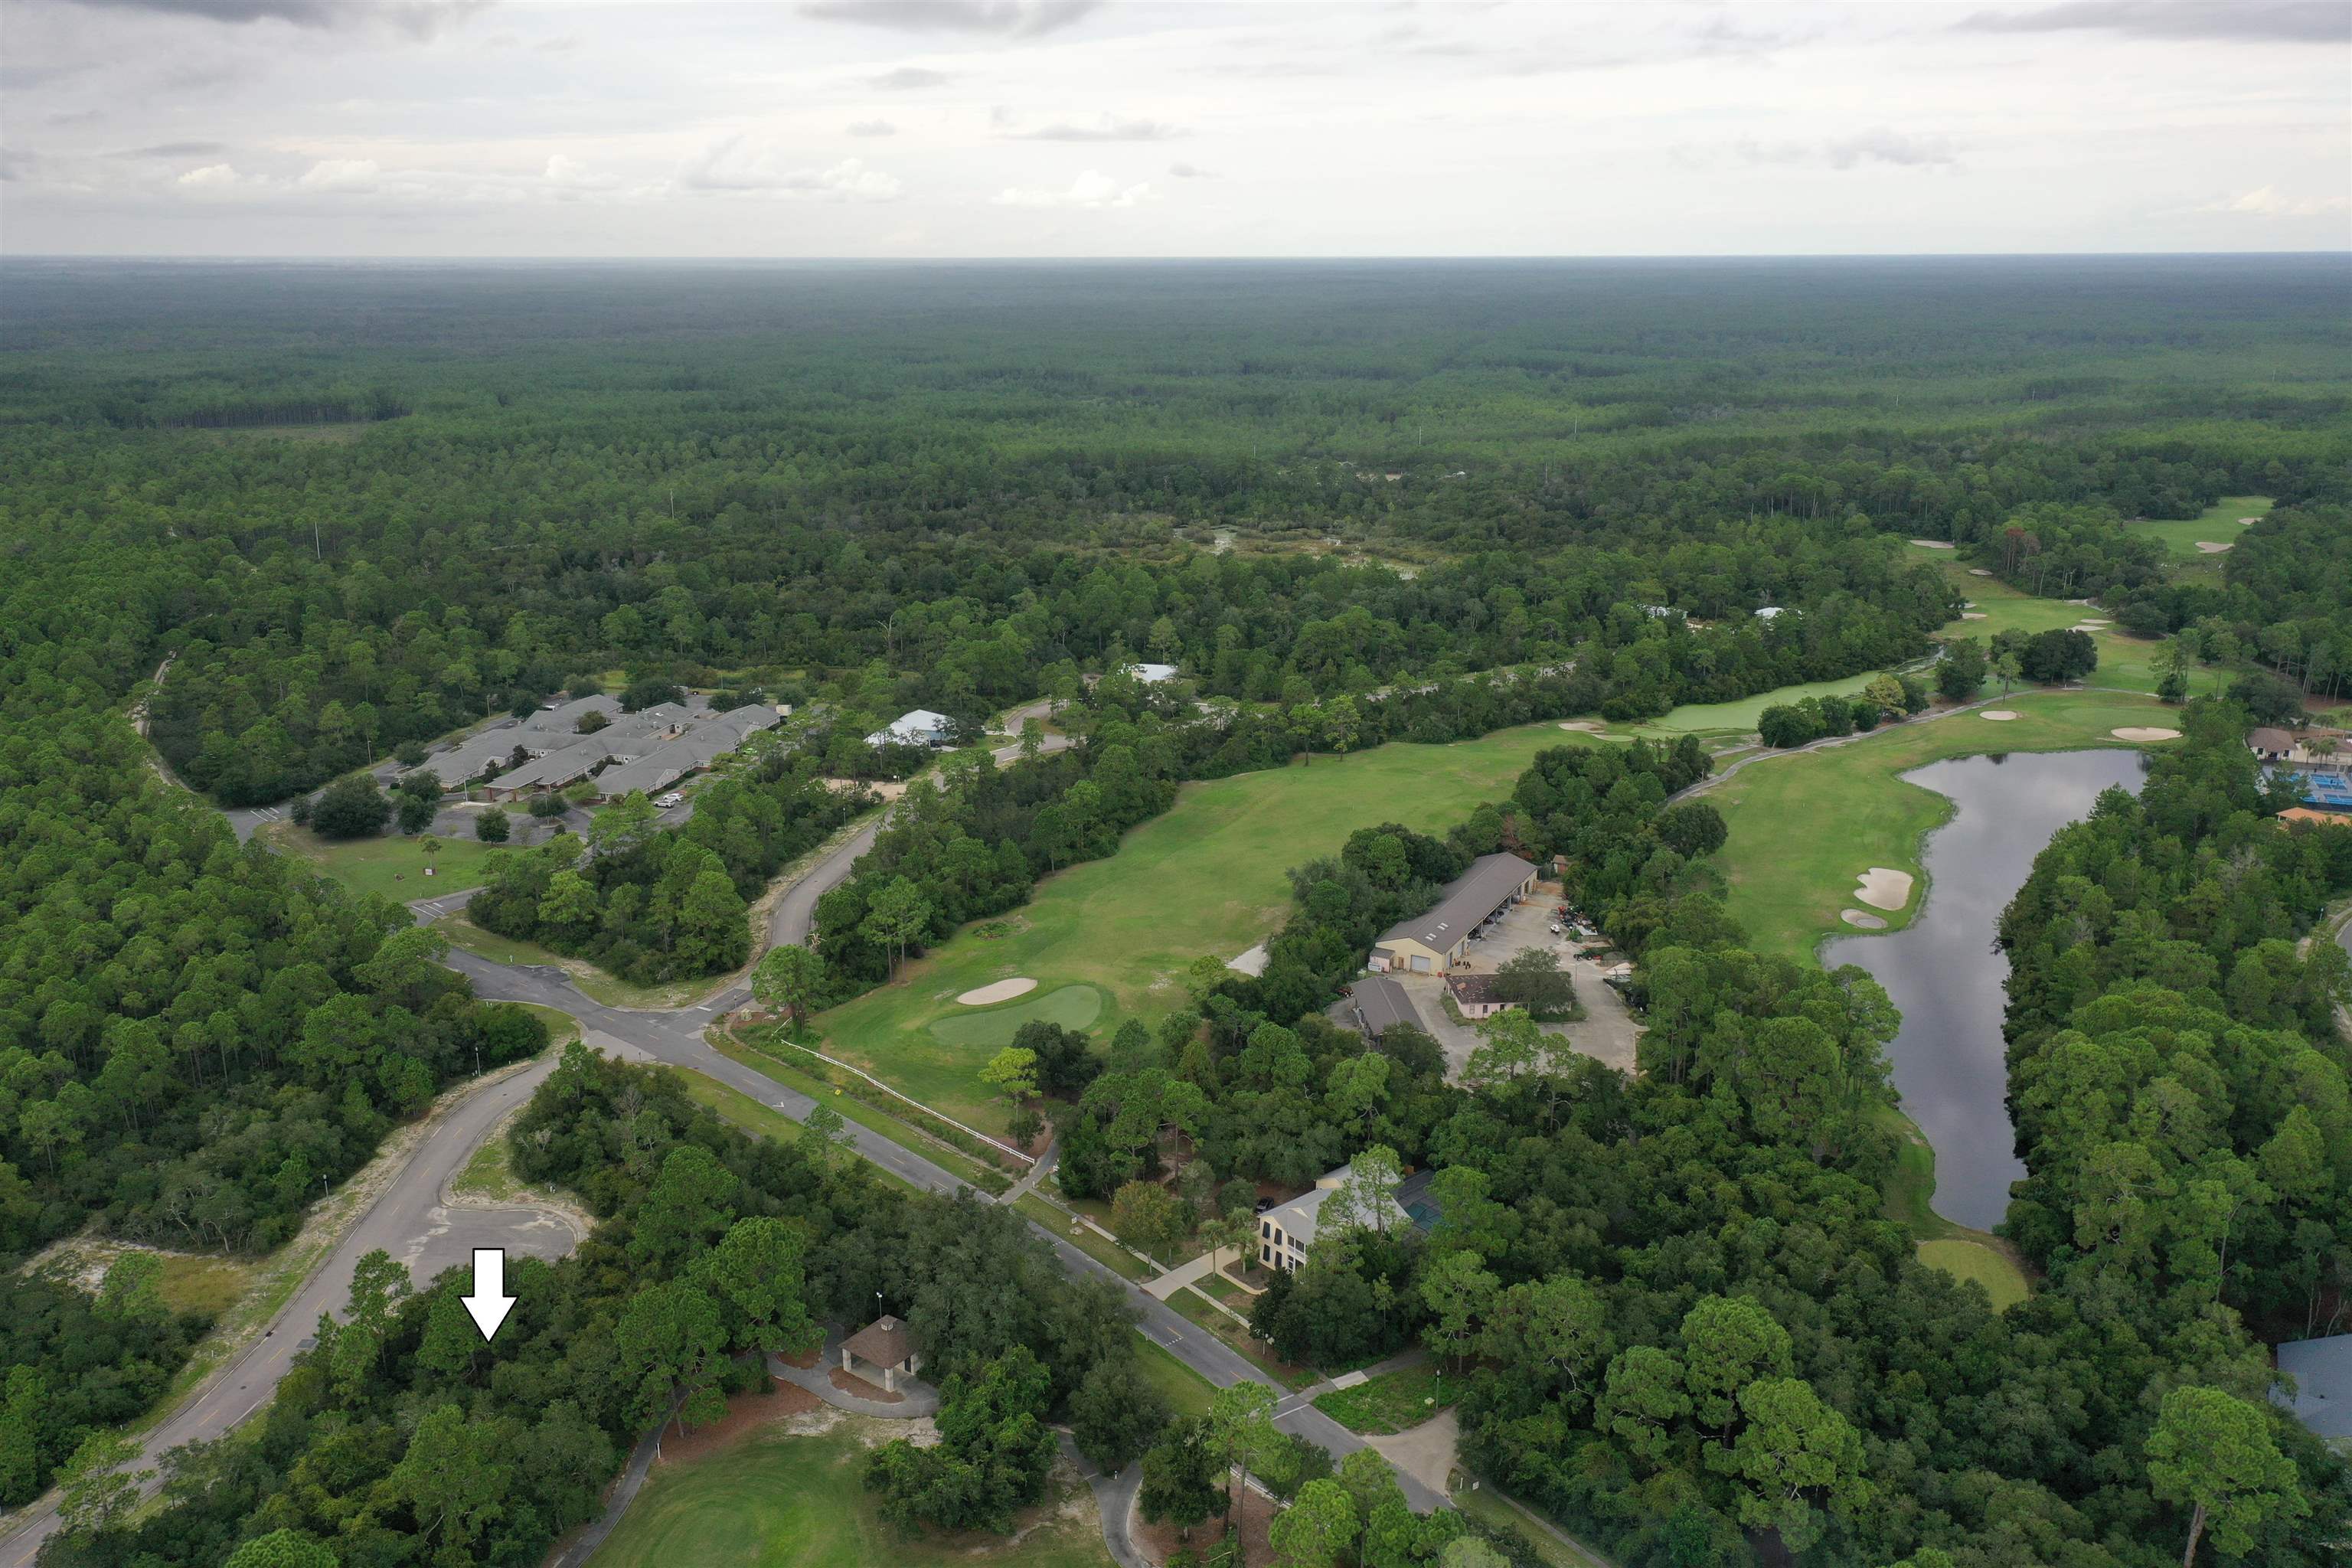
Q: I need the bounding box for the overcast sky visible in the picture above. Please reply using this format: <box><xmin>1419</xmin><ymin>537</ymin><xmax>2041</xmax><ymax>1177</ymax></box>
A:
<box><xmin>3</xmin><ymin>0</ymin><xmax>2347</xmax><ymax>256</ymax></box>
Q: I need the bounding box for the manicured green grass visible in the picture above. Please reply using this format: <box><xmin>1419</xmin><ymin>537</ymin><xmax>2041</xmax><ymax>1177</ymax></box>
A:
<box><xmin>1918</xmin><ymin>1239</ymin><xmax>2030</xmax><ymax>1312</ymax></box>
<box><xmin>1133</xmin><ymin>1334</ymin><xmax>1217</xmax><ymax>1419</ymax></box>
<box><xmin>2130</xmin><ymin>495</ymin><xmax>2271</xmax><ymax>561</ymax></box>
<box><xmin>813</xmin><ymin>721</ymin><xmax>1604</xmax><ymax>1131</ymax></box>
<box><xmin>708</xmin><ymin>1034</ymin><xmax>1002</xmax><ymax>1193</ymax></box>
<box><xmin>1919</xmin><ymin>554</ymin><xmax>2228</xmax><ymax>701</ymax></box>
<box><xmin>1312</xmin><ymin>1364</ymin><xmax>1458</xmax><ymax>1435</ymax></box>
<box><xmin>1165</xmin><ymin>1289</ymin><xmax>1315</xmax><ymax>1389</ymax></box>
<box><xmin>590</xmin><ymin>1418</ymin><xmax>1114</xmax><ymax>1568</ymax></box>
<box><xmin>1015</xmin><ymin>1194</ymin><xmax>1155</xmax><ymax>1281</ymax></box>
<box><xmin>1629</xmin><ymin>668</ymin><xmax>1887</xmax><ymax>737</ymax></box>
<box><xmin>266</xmin><ymin>823</ymin><xmax>510</xmax><ymax>905</ymax></box>
<box><xmin>1708</xmin><ymin>690</ymin><xmax>2179</xmax><ymax>964</ymax></box>
<box><xmin>929</xmin><ymin>985</ymin><xmax>1104</xmax><ymax>1050</ymax></box>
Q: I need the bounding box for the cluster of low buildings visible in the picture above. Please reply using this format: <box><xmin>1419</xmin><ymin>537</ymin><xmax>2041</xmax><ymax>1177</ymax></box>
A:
<box><xmin>413</xmin><ymin>693</ymin><xmax>786</xmax><ymax>804</ymax></box>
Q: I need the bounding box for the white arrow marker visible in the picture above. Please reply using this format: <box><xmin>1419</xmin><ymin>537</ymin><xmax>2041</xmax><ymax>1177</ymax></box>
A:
<box><xmin>461</xmin><ymin>1248</ymin><xmax>515</xmax><ymax>1342</ymax></box>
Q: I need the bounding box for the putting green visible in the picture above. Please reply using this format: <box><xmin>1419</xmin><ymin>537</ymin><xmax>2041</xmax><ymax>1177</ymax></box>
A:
<box><xmin>928</xmin><ymin>985</ymin><xmax>1103</xmax><ymax>1050</ymax></box>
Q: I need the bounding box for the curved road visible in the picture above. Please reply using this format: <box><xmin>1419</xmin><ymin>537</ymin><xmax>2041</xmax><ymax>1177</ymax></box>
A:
<box><xmin>5</xmin><ymin>706</ymin><xmax>1438</xmax><ymax>1566</ymax></box>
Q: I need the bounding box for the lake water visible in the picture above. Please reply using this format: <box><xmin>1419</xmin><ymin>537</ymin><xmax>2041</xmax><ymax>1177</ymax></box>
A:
<box><xmin>1821</xmin><ymin>749</ymin><xmax>2148</xmax><ymax>1233</ymax></box>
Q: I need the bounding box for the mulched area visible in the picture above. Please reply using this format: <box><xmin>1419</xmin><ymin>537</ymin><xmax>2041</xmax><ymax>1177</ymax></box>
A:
<box><xmin>779</xmin><ymin>1346</ymin><xmax>821</xmax><ymax>1370</ymax></box>
<box><xmin>1134</xmin><ymin>1485</ymin><xmax>1276</xmax><ymax>1567</ymax></box>
<box><xmin>832</xmin><ymin>1367</ymin><xmax>903</xmax><ymax>1403</ymax></box>
<box><xmin>657</xmin><ymin>1377</ymin><xmax>823</xmax><ymax>1466</ymax></box>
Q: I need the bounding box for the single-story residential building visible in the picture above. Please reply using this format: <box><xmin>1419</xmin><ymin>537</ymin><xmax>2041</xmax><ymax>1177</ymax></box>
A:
<box><xmin>1348</xmin><ymin>975</ymin><xmax>1418</xmax><ymax>1042</ymax></box>
<box><xmin>2248</xmin><ymin>726</ymin><xmax>2297</xmax><ymax>761</ymax></box>
<box><xmin>866</xmin><ymin>709</ymin><xmax>954</xmax><ymax>749</ymax></box>
<box><xmin>534</xmin><ymin>693</ymin><xmax>624</xmax><ymax>730</ymax></box>
<box><xmin>2275</xmin><ymin>1334</ymin><xmax>2352</xmax><ymax>1442</ymax></box>
<box><xmin>841</xmin><ymin>1315</ymin><xmax>924</xmax><ymax>1394</ymax></box>
<box><xmin>1129</xmin><ymin>662</ymin><xmax>1180</xmax><ymax>684</ymax></box>
<box><xmin>1446</xmin><ymin>972</ymin><xmax>1516</xmax><ymax>1021</ymax></box>
<box><xmin>1370</xmin><ymin>851</ymin><xmax>1538</xmax><ymax>975</ymax></box>
<box><xmin>1256</xmin><ymin>1165</ymin><xmax>1415</xmax><ymax>1273</ymax></box>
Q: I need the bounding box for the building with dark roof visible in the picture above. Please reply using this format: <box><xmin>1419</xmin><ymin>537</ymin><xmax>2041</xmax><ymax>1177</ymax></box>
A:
<box><xmin>2275</xmin><ymin>1334</ymin><xmax>2352</xmax><ymax>1442</ymax></box>
<box><xmin>1348</xmin><ymin>975</ymin><xmax>1419</xmax><ymax>1041</ymax></box>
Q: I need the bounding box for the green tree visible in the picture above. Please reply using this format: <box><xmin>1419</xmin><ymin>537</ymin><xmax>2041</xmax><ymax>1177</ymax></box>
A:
<box><xmin>1710</xmin><ymin>1376</ymin><xmax>1870</xmax><ymax>1552</ymax></box>
<box><xmin>1679</xmin><ymin>1295</ymin><xmax>1792</xmax><ymax>1439</ymax></box>
<box><xmin>1138</xmin><ymin>1416</ymin><xmax>1225</xmax><ymax>1540</ymax></box>
<box><xmin>2145</xmin><ymin>1385</ymin><xmax>2308</xmax><ymax>1566</ymax></box>
<box><xmin>1269</xmin><ymin>1475</ymin><xmax>1357</xmax><ymax>1567</ymax></box>
<box><xmin>224</xmin><ymin>1529</ymin><xmax>340</xmax><ymax>1568</ymax></box>
<box><xmin>311</xmin><ymin>774</ymin><xmax>391</xmax><ymax>839</ymax></box>
<box><xmin>56</xmin><ymin>1432</ymin><xmax>149</xmax><ymax>1542</ymax></box>
<box><xmin>751</xmin><ymin>942</ymin><xmax>825</xmax><ymax>1028</ymax></box>
<box><xmin>384</xmin><ymin>1403</ymin><xmax>514</xmax><ymax>1560</ymax></box>
<box><xmin>861</xmin><ymin>876</ymin><xmax>932</xmax><ymax>977</ymax></box>
<box><xmin>690</xmin><ymin>1216</ymin><xmax>821</xmax><ymax>1357</ymax></box>
<box><xmin>1419</xmin><ymin>1248</ymin><xmax>1498</xmax><ymax>1367</ymax></box>
<box><xmin>1209</xmin><ymin>1381</ymin><xmax>1282</xmax><ymax>1539</ymax></box>
<box><xmin>475</xmin><ymin>807</ymin><xmax>511</xmax><ymax>842</ymax></box>
<box><xmin>1069</xmin><ymin>1354</ymin><xmax>1172</xmax><ymax>1472</ymax></box>
<box><xmin>1111</xmin><ymin>1178</ymin><xmax>1194</xmax><ymax>1263</ymax></box>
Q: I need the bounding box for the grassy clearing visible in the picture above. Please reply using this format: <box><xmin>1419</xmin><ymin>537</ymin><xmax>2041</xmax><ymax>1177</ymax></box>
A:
<box><xmin>265</xmin><ymin>822</ymin><xmax>510</xmax><ymax>905</ymax></box>
<box><xmin>707</xmin><ymin>1034</ymin><xmax>1001</xmax><ymax>1193</ymax></box>
<box><xmin>1915</xmin><ymin>551</ymin><xmax>2229</xmax><ymax>701</ymax></box>
<box><xmin>1014</xmin><ymin>1194</ymin><xmax>1155</xmax><ymax>1281</ymax></box>
<box><xmin>1918</xmin><ymin>1240</ymin><xmax>2030</xmax><ymax>1312</ymax></box>
<box><xmin>152</xmin><ymin>1253</ymin><xmax>257</xmax><ymax>1317</ymax></box>
<box><xmin>2130</xmin><ymin>494</ymin><xmax>2272</xmax><ymax>561</ymax></box>
<box><xmin>1628</xmin><ymin>669</ymin><xmax>1886</xmax><ymax>738</ymax></box>
<box><xmin>814</xmin><ymin>721</ymin><xmax>1603</xmax><ymax>1131</ymax></box>
<box><xmin>590</xmin><ymin>1416</ymin><xmax>1114</xmax><ymax>1568</ymax></box>
<box><xmin>929</xmin><ymin>985</ymin><xmax>1105</xmax><ymax>1050</ymax></box>
<box><xmin>1312</xmin><ymin>1364</ymin><xmax>1458</xmax><ymax>1436</ymax></box>
<box><xmin>1707</xmin><ymin>689</ymin><xmax>2177</xmax><ymax>964</ymax></box>
<box><xmin>450</xmin><ymin>1129</ymin><xmax>528</xmax><ymax>1204</ymax></box>
<box><xmin>1133</xmin><ymin>1334</ymin><xmax>1217</xmax><ymax>1419</ymax></box>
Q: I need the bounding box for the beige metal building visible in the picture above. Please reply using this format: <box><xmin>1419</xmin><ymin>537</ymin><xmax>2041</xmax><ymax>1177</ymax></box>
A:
<box><xmin>1369</xmin><ymin>851</ymin><xmax>1537</xmax><ymax>975</ymax></box>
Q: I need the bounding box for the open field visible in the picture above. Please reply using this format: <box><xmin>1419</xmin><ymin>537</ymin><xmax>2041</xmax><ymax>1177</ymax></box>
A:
<box><xmin>813</xmin><ymin>721</ymin><xmax>1602</xmax><ymax>1131</ymax></box>
<box><xmin>1133</xmin><ymin>1334</ymin><xmax>1217</xmax><ymax>1419</ymax></box>
<box><xmin>1919</xmin><ymin>1239</ymin><xmax>2030</xmax><ymax>1312</ymax></box>
<box><xmin>710</xmin><ymin>1031</ymin><xmax>1004</xmax><ymax>1193</ymax></box>
<box><xmin>589</xmin><ymin>1416</ymin><xmax>1114</xmax><ymax>1568</ymax></box>
<box><xmin>1909</xmin><ymin>545</ymin><xmax>2230</xmax><ymax>701</ymax></box>
<box><xmin>929</xmin><ymin>984</ymin><xmax>1103</xmax><ymax>1050</ymax></box>
<box><xmin>264</xmin><ymin>822</ymin><xmax>511</xmax><ymax>905</ymax></box>
<box><xmin>1312</xmin><ymin>1364</ymin><xmax>1458</xmax><ymax>1435</ymax></box>
<box><xmin>1708</xmin><ymin>689</ymin><xmax>2179</xmax><ymax>964</ymax></box>
<box><xmin>1629</xmin><ymin>669</ymin><xmax>1886</xmax><ymax>738</ymax></box>
<box><xmin>2131</xmin><ymin>494</ymin><xmax>2272</xmax><ymax>560</ymax></box>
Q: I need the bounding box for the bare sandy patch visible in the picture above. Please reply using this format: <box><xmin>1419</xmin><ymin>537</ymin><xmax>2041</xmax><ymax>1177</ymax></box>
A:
<box><xmin>2239</xmin><ymin>517</ymin><xmax>2260</xmax><ymax>524</ymax></box>
<box><xmin>1558</xmin><ymin>720</ymin><xmax>1607</xmax><ymax>733</ymax></box>
<box><xmin>1841</xmin><ymin>910</ymin><xmax>1888</xmax><ymax>930</ymax></box>
<box><xmin>1968</xmin><ymin>567</ymin><xmax>1993</xmax><ymax>577</ymax></box>
<box><xmin>1226</xmin><ymin>944</ymin><xmax>1269</xmax><ymax>977</ymax></box>
<box><xmin>658</xmin><ymin>1377</ymin><xmax>825</xmax><ymax>1466</ymax></box>
<box><xmin>2112</xmin><ymin>727</ymin><xmax>2181</xmax><ymax>742</ymax></box>
<box><xmin>956</xmin><ymin>977</ymin><xmax>1037</xmax><ymax>1006</ymax></box>
<box><xmin>2070</xmin><ymin>621</ymin><xmax>2111</xmax><ymax>631</ymax></box>
<box><xmin>1981</xmin><ymin>710</ymin><xmax>2019</xmax><ymax>721</ymax></box>
<box><xmin>1909</xmin><ymin>538</ymin><xmax>1955</xmax><ymax>549</ymax></box>
<box><xmin>1961</xmin><ymin>612</ymin><xmax>1988</xmax><ymax>620</ymax></box>
<box><xmin>2197</xmin><ymin>541</ymin><xmax>2233</xmax><ymax>554</ymax></box>
<box><xmin>1855</xmin><ymin>867</ymin><xmax>1914</xmax><ymax>911</ymax></box>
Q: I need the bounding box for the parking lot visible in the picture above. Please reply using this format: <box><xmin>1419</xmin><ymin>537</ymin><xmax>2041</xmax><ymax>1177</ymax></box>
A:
<box><xmin>1388</xmin><ymin>887</ymin><xmax>1642</xmax><ymax>1077</ymax></box>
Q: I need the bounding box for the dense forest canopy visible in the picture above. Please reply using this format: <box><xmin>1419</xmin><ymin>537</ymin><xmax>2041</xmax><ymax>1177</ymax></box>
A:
<box><xmin>5</xmin><ymin>257</ymin><xmax>2352</xmax><ymax>1567</ymax></box>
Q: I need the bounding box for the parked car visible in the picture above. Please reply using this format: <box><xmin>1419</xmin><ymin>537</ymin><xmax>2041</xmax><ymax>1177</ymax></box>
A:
<box><xmin>655</xmin><ymin>791</ymin><xmax>684</xmax><ymax>808</ymax></box>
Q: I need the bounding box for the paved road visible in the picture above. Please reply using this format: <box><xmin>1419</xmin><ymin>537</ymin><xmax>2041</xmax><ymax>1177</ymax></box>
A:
<box><xmin>0</xmin><ymin>1056</ymin><xmax>580</xmax><ymax>1567</ymax></box>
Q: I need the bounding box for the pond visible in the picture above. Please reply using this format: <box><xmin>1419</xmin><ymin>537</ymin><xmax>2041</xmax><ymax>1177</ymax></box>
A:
<box><xmin>1822</xmin><ymin>749</ymin><xmax>2148</xmax><ymax>1233</ymax></box>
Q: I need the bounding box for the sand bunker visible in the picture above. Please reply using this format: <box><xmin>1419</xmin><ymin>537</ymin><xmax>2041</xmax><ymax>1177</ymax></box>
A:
<box><xmin>1841</xmin><ymin>910</ymin><xmax>1888</xmax><ymax>930</ymax></box>
<box><xmin>1981</xmin><ymin>710</ymin><xmax>2019</xmax><ymax>721</ymax></box>
<box><xmin>1968</xmin><ymin>567</ymin><xmax>1993</xmax><ymax>577</ymax></box>
<box><xmin>1226</xmin><ymin>944</ymin><xmax>1269</xmax><ymax>978</ymax></box>
<box><xmin>2112</xmin><ymin>727</ymin><xmax>2181</xmax><ymax>742</ymax></box>
<box><xmin>2197</xmin><ymin>541</ymin><xmax>2233</xmax><ymax>554</ymax></box>
<box><xmin>1557</xmin><ymin>720</ymin><xmax>1606</xmax><ymax>733</ymax></box>
<box><xmin>2239</xmin><ymin>517</ymin><xmax>2259</xmax><ymax>524</ymax></box>
<box><xmin>1961</xmin><ymin>612</ymin><xmax>1989</xmax><ymax>620</ymax></box>
<box><xmin>956</xmin><ymin>978</ymin><xmax>1037</xmax><ymax>1006</ymax></box>
<box><xmin>1909</xmin><ymin>539</ymin><xmax>1955</xmax><ymax>549</ymax></box>
<box><xmin>2070</xmin><ymin>621</ymin><xmax>2111</xmax><ymax>632</ymax></box>
<box><xmin>1854</xmin><ymin>867</ymin><xmax>1914</xmax><ymax>911</ymax></box>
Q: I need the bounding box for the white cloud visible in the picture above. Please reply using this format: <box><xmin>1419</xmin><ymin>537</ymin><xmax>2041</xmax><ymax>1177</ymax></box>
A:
<box><xmin>678</xmin><ymin>138</ymin><xmax>903</xmax><ymax>200</ymax></box>
<box><xmin>2203</xmin><ymin>185</ymin><xmax>2350</xmax><ymax>218</ymax></box>
<box><xmin>991</xmin><ymin>168</ymin><xmax>1155</xmax><ymax>208</ymax></box>
<box><xmin>297</xmin><ymin>158</ymin><xmax>382</xmax><ymax>191</ymax></box>
<box><xmin>848</xmin><ymin>119</ymin><xmax>897</xmax><ymax>138</ymax></box>
<box><xmin>175</xmin><ymin>162</ymin><xmax>245</xmax><ymax>188</ymax></box>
